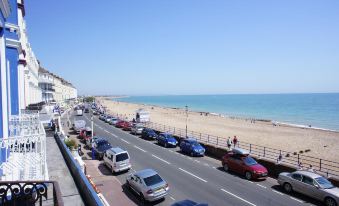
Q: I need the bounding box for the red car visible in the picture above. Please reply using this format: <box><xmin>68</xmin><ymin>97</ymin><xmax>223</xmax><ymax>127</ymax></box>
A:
<box><xmin>121</xmin><ymin>121</ymin><xmax>132</xmax><ymax>131</ymax></box>
<box><xmin>79</xmin><ymin>127</ymin><xmax>93</xmax><ymax>142</ymax></box>
<box><xmin>115</xmin><ymin>120</ymin><xmax>127</xmax><ymax>128</ymax></box>
<box><xmin>221</xmin><ymin>148</ymin><xmax>268</xmax><ymax>180</ymax></box>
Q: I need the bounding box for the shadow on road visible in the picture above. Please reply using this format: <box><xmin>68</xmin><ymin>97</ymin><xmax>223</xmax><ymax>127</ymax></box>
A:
<box><xmin>270</xmin><ymin>185</ymin><xmax>323</xmax><ymax>206</ymax></box>
<box><xmin>216</xmin><ymin>167</ymin><xmax>266</xmax><ymax>182</ymax></box>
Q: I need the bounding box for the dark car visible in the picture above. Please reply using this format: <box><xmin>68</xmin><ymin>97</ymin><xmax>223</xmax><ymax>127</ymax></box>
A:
<box><xmin>221</xmin><ymin>148</ymin><xmax>268</xmax><ymax>180</ymax></box>
<box><xmin>172</xmin><ymin>200</ymin><xmax>208</xmax><ymax>206</ymax></box>
<box><xmin>179</xmin><ymin>138</ymin><xmax>205</xmax><ymax>157</ymax></box>
<box><xmin>93</xmin><ymin>139</ymin><xmax>112</xmax><ymax>160</ymax></box>
<box><xmin>157</xmin><ymin>133</ymin><xmax>178</xmax><ymax>148</ymax></box>
<box><xmin>141</xmin><ymin>128</ymin><xmax>158</xmax><ymax>140</ymax></box>
<box><xmin>84</xmin><ymin>108</ymin><xmax>89</xmax><ymax>113</ymax></box>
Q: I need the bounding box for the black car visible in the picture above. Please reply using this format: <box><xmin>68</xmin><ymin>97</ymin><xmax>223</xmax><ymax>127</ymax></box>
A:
<box><xmin>141</xmin><ymin>128</ymin><xmax>158</xmax><ymax>140</ymax></box>
<box><xmin>84</xmin><ymin>108</ymin><xmax>89</xmax><ymax>113</ymax></box>
<box><xmin>93</xmin><ymin>139</ymin><xmax>112</xmax><ymax>160</ymax></box>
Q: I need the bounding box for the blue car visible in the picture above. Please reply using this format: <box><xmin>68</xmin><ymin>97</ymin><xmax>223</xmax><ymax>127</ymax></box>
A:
<box><xmin>179</xmin><ymin>138</ymin><xmax>205</xmax><ymax>156</ymax></box>
<box><xmin>172</xmin><ymin>200</ymin><xmax>208</xmax><ymax>206</ymax></box>
<box><xmin>157</xmin><ymin>133</ymin><xmax>178</xmax><ymax>148</ymax></box>
<box><xmin>93</xmin><ymin>139</ymin><xmax>112</xmax><ymax>160</ymax></box>
<box><xmin>141</xmin><ymin>128</ymin><xmax>158</xmax><ymax>140</ymax></box>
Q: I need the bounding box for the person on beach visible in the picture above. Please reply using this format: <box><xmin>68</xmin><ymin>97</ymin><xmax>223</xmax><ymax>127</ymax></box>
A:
<box><xmin>297</xmin><ymin>162</ymin><xmax>303</xmax><ymax>170</ymax></box>
<box><xmin>227</xmin><ymin>137</ymin><xmax>232</xmax><ymax>150</ymax></box>
<box><xmin>277</xmin><ymin>154</ymin><xmax>283</xmax><ymax>164</ymax></box>
<box><xmin>308</xmin><ymin>164</ymin><xmax>315</xmax><ymax>172</ymax></box>
<box><xmin>233</xmin><ymin>136</ymin><xmax>238</xmax><ymax>148</ymax></box>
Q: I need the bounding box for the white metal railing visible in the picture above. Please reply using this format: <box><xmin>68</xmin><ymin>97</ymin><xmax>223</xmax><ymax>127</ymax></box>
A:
<box><xmin>0</xmin><ymin>112</ymin><xmax>47</xmax><ymax>181</ymax></box>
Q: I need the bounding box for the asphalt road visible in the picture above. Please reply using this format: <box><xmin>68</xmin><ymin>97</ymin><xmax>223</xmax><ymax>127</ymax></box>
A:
<box><xmin>73</xmin><ymin>112</ymin><xmax>323</xmax><ymax>206</ymax></box>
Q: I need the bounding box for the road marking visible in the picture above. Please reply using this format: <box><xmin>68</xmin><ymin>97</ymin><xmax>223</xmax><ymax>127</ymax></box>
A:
<box><xmin>178</xmin><ymin>168</ymin><xmax>207</xmax><ymax>183</ymax></box>
<box><xmin>256</xmin><ymin>184</ymin><xmax>267</xmax><ymax>189</ymax></box>
<box><xmin>121</xmin><ymin>139</ymin><xmax>130</xmax><ymax>144</ymax></box>
<box><xmin>194</xmin><ymin>160</ymin><xmax>200</xmax><ymax>163</ymax></box>
<box><xmin>220</xmin><ymin>188</ymin><xmax>257</xmax><ymax>206</ymax></box>
<box><xmin>170</xmin><ymin>196</ymin><xmax>175</xmax><ymax>201</ymax></box>
<box><xmin>110</xmin><ymin>133</ymin><xmax>118</xmax><ymax>137</ymax></box>
<box><xmin>290</xmin><ymin>197</ymin><xmax>303</xmax><ymax>203</ymax></box>
<box><xmin>204</xmin><ymin>163</ymin><xmax>209</xmax><ymax>166</ymax></box>
<box><xmin>152</xmin><ymin>155</ymin><xmax>171</xmax><ymax>165</ymax></box>
<box><xmin>168</xmin><ymin>150</ymin><xmax>174</xmax><ymax>153</ymax></box>
<box><xmin>134</xmin><ymin>145</ymin><xmax>146</xmax><ymax>152</ymax></box>
<box><xmin>271</xmin><ymin>190</ymin><xmax>284</xmax><ymax>196</ymax></box>
<box><xmin>212</xmin><ymin>166</ymin><xmax>216</xmax><ymax>169</ymax></box>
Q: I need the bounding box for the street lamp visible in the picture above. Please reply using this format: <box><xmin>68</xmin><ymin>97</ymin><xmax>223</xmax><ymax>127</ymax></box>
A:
<box><xmin>185</xmin><ymin>105</ymin><xmax>188</xmax><ymax>138</ymax></box>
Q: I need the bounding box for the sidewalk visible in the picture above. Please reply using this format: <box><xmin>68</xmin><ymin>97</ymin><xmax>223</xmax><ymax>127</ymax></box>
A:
<box><xmin>84</xmin><ymin>160</ymin><xmax>136</xmax><ymax>206</ymax></box>
<box><xmin>46</xmin><ymin>130</ymin><xmax>84</xmax><ymax>206</ymax></box>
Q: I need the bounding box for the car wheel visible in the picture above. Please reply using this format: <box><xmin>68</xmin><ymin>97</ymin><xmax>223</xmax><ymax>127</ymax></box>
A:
<box><xmin>111</xmin><ymin>166</ymin><xmax>115</xmax><ymax>174</ymax></box>
<box><xmin>140</xmin><ymin>193</ymin><xmax>146</xmax><ymax>204</ymax></box>
<box><xmin>245</xmin><ymin>171</ymin><xmax>252</xmax><ymax>180</ymax></box>
<box><xmin>325</xmin><ymin>197</ymin><xmax>337</xmax><ymax>206</ymax></box>
<box><xmin>190</xmin><ymin>152</ymin><xmax>194</xmax><ymax>157</ymax></box>
<box><xmin>223</xmin><ymin>164</ymin><xmax>229</xmax><ymax>172</ymax></box>
<box><xmin>283</xmin><ymin>183</ymin><xmax>293</xmax><ymax>193</ymax></box>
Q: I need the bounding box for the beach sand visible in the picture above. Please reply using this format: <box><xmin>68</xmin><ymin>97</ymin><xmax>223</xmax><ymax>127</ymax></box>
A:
<box><xmin>96</xmin><ymin>96</ymin><xmax>339</xmax><ymax>163</ymax></box>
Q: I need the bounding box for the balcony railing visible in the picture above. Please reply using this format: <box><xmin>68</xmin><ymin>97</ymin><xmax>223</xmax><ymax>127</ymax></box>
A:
<box><xmin>0</xmin><ymin>180</ymin><xmax>64</xmax><ymax>206</ymax></box>
<box><xmin>0</xmin><ymin>112</ymin><xmax>47</xmax><ymax>181</ymax></box>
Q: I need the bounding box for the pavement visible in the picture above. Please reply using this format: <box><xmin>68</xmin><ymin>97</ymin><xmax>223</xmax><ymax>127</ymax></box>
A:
<box><xmin>45</xmin><ymin>129</ymin><xmax>84</xmax><ymax>206</ymax></box>
<box><xmin>75</xmin><ymin>111</ymin><xmax>326</xmax><ymax>206</ymax></box>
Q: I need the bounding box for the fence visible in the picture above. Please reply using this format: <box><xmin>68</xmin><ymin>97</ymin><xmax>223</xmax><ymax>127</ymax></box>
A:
<box><xmin>142</xmin><ymin>121</ymin><xmax>339</xmax><ymax>178</ymax></box>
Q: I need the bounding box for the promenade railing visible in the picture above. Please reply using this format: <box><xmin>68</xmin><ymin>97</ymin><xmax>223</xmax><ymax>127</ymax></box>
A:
<box><xmin>142</xmin><ymin>121</ymin><xmax>339</xmax><ymax>178</ymax></box>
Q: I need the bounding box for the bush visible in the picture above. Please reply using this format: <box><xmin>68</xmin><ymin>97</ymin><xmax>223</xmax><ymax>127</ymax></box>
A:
<box><xmin>65</xmin><ymin>138</ymin><xmax>77</xmax><ymax>150</ymax></box>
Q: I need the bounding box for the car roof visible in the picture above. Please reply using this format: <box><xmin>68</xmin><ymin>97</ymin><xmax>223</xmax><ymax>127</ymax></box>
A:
<box><xmin>232</xmin><ymin>148</ymin><xmax>250</xmax><ymax>155</ymax></box>
<box><xmin>160</xmin><ymin>132</ymin><xmax>173</xmax><ymax>136</ymax></box>
<box><xmin>293</xmin><ymin>170</ymin><xmax>323</xmax><ymax>178</ymax></box>
<box><xmin>135</xmin><ymin>169</ymin><xmax>158</xmax><ymax>178</ymax></box>
<box><xmin>184</xmin><ymin>138</ymin><xmax>198</xmax><ymax>143</ymax></box>
<box><xmin>108</xmin><ymin>147</ymin><xmax>127</xmax><ymax>154</ymax></box>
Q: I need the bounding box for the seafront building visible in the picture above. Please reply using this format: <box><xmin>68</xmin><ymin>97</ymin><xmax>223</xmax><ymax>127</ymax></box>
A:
<box><xmin>0</xmin><ymin>0</ymin><xmax>77</xmax><ymax>184</ymax></box>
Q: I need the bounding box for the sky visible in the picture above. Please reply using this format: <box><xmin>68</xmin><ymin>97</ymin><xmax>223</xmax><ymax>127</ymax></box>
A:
<box><xmin>25</xmin><ymin>0</ymin><xmax>339</xmax><ymax>95</ymax></box>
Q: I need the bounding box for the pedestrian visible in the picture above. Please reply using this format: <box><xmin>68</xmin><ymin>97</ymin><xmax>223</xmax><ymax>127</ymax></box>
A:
<box><xmin>233</xmin><ymin>136</ymin><xmax>238</xmax><ymax>148</ymax></box>
<box><xmin>227</xmin><ymin>137</ymin><xmax>232</xmax><ymax>150</ymax></box>
<box><xmin>277</xmin><ymin>154</ymin><xmax>282</xmax><ymax>164</ymax></box>
<box><xmin>308</xmin><ymin>164</ymin><xmax>315</xmax><ymax>172</ymax></box>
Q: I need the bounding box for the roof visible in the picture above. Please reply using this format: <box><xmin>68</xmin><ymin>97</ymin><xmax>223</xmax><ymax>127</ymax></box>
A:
<box><xmin>232</xmin><ymin>148</ymin><xmax>250</xmax><ymax>155</ymax></box>
<box><xmin>109</xmin><ymin>147</ymin><xmax>126</xmax><ymax>154</ymax></box>
<box><xmin>183</xmin><ymin>138</ymin><xmax>198</xmax><ymax>142</ymax></box>
<box><xmin>293</xmin><ymin>170</ymin><xmax>322</xmax><ymax>178</ymax></box>
<box><xmin>135</xmin><ymin>169</ymin><xmax>157</xmax><ymax>178</ymax></box>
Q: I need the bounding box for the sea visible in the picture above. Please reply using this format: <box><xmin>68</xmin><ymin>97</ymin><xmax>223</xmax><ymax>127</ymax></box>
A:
<box><xmin>114</xmin><ymin>93</ymin><xmax>339</xmax><ymax>131</ymax></box>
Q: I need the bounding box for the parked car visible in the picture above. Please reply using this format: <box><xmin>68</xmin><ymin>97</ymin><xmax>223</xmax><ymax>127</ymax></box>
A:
<box><xmin>104</xmin><ymin>115</ymin><xmax>113</xmax><ymax>123</ymax></box>
<box><xmin>104</xmin><ymin>147</ymin><xmax>131</xmax><ymax>173</ymax></box>
<box><xmin>93</xmin><ymin>139</ymin><xmax>112</xmax><ymax>160</ymax></box>
<box><xmin>79</xmin><ymin>127</ymin><xmax>92</xmax><ymax>142</ymax></box>
<box><xmin>126</xmin><ymin>169</ymin><xmax>169</xmax><ymax>202</ymax></box>
<box><xmin>84</xmin><ymin>108</ymin><xmax>89</xmax><ymax>113</ymax></box>
<box><xmin>172</xmin><ymin>200</ymin><xmax>208</xmax><ymax>206</ymax></box>
<box><xmin>122</xmin><ymin>121</ymin><xmax>133</xmax><ymax>131</ymax></box>
<box><xmin>76</xmin><ymin>109</ymin><xmax>83</xmax><ymax>116</ymax></box>
<box><xmin>73</xmin><ymin>120</ymin><xmax>86</xmax><ymax>134</ymax></box>
<box><xmin>108</xmin><ymin>117</ymin><xmax>119</xmax><ymax>125</ymax></box>
<box><xmin>131</xmin><ymin>124</ymin><xmax>144</xmax><ymax>135</ymax></box>
<box><xmin>86</xmin><ymin>136</ymin><xmax>102</xmax><ymax>149</ymax></box>
<box><xmin>99</xmin><ymin>114</ymin><xmax>106</xmax><ymax>121</ymax></box>
<box><xmin>93</xmin><ymin>110</ymin><xmax>99</xmax><ymax>115</ymax></box>
<box><xmin>278</xmin><ymin>170</ymin><xmax>339</xmax><ymax>206</ymax></box>
<box><xmin>141</xmin><ymin>128</ymin><xmax>158</xmax><ymax>140</ymax></box>
<box><xmin>115</xmin><ymin>120</ymin><xmax>126</xmax><ymax>128</ymax></box>
<box><xmin>221</xmin><ymin>148</ymin><xmax>268</xmax><ymax>180</ymax></box>
<box><xmin>157</xmin><ymin>133</ymin><xmax>177</xmax><ymax>148</ymax></box>
<box><xmin>179</xmin><ymin>138</ymin><xmax>205</xmax><ymax>156</ymax></box>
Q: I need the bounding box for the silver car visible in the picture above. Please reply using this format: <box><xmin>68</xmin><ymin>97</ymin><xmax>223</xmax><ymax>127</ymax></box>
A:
<box><xmin>278</xmin><ymin>170</ymin><xmax>339</xmax><ymax>206</ymax></box>
<box><xmin>131</xmin><ymin>124</ymin><xmax>144</xmax><ymax>135</ymax></box>
<box><xmin>126</xmin><ymin>169</ymin><xmax>169</xmax><ymax>202</ymax></box>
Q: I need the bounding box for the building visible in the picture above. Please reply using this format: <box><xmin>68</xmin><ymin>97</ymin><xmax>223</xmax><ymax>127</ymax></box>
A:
<box><xmin>38</xmin><ymin>67</ymin><xmax>77</xmax><ymax>105</ymax></box>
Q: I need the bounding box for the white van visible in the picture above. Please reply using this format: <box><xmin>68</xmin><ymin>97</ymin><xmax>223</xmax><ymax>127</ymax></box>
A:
<box><xmin>103</xmin><ymin>147</ymin><xmax>131</xmax><ymax>173</ymax></box>
<box><xmin>76</xmin><ymin>109</ymin><xmax>83</xmax><ymax>116</ymax></box>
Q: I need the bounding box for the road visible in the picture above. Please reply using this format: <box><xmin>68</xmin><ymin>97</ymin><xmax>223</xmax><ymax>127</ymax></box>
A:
<box><xmin>73</xmin><ymin>112</ymin><xmax>322</xmax><ymax>206</ymax></box>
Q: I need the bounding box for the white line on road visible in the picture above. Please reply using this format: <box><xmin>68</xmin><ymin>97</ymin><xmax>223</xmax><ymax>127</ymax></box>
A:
<box><xmin>271</xmin><ymin>190</ymin><xmax>284</xmax><ymax>196</ymax></box>
<box><xmin>110</xmin><ymin>133</ymin><xmax>118</xmax><ymax>137</ymax></box>
<box><xmin>290</xmin><ymin>197</ymin><xmax>303</xmax><ymax>203</ymax></box>
<box><xmin>221</xmin><ymin>188</ymin><xmax>257</xmax><ymax>206</ymax></box>
<box><xmin>170</xmin><ymin>196</ymin><xmax>175</xmax><ymax>201</ymax></box>
<box><xmin>152</xmin><ymin>155</ymin><xmax>171</xmax><ymax>164</ymax></box>
<box><xmin>121</xmin><ymin>139</ymin><xmax>130</xmax><ymax>144</ymax></box>
<box><xmin>256</xmin><ymin>184</ymin><xmax>267</xmax><ymax>189</ymax></box>
<box><xmin>194</xmin><ymin>160</ymin><xmax>200</xmax><ymax>163</ymax></box>
<box><xmin>204</xmin><ymin>163</ymin><xmax>209</xmax><ymax>166</ymax></box>
<box><xmin>178</xmin><ymin>168</ymin><xmax>207</xmax><ymax>183</ymax></box>
<box><xmin>134</xmin><ymin>145</ymin><xmax>146</xmax><ymax>152</ymax></box>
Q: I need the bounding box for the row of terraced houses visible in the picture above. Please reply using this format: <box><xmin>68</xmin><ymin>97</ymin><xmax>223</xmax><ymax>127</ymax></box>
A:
<box><xmin>0</xmin><ymin>0</ymin><xmax>77</xmax><ymax>183</ymax></box>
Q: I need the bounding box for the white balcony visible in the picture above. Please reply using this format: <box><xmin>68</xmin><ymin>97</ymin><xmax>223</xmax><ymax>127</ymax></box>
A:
<box><xmin>0</xmin><ymin>111</ymin><xmax>48</xmax><ymax>181</ymax></box>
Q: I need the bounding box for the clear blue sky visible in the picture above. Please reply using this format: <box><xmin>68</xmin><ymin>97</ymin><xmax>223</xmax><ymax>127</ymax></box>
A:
<box><xmin>25</xmin><ymin>0</ymin><xmax>339</xmax><ymax>95</ymax></box>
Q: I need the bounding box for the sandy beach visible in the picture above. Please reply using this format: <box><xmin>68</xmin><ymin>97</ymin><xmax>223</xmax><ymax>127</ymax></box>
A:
<box><xmin>96</xmin><ymin>96</ymin><xmax>339</xmax><ymax>163</ymax></box>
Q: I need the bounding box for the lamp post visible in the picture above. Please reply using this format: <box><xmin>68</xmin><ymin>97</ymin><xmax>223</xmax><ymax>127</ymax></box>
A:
<box><xmin>91</xmin><ymin>113</ymin><xmax>95</xmax><ymax>160</ymax></box>
<box><xmin>185</xmin><ymin>105</ymin><xmax>188</xmax><ymax>138</ymax></box>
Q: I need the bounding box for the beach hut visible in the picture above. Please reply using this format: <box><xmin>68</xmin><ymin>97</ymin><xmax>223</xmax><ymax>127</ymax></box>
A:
<box><xmin>135</xmin><ymin>109</ymin><xmax>150</xmax><ymax>123</ymax></box>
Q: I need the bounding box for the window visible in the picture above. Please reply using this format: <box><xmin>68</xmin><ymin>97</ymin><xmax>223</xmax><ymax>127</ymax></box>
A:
<box><xmin>292</xmin><ymin>173</ymin><xmax>302</xmax><ymax>181</ymax></box>
<box><xmin>302</xmin><ymin>176</ymin><xmax>314</xmax><ymax>186</ymax></box>
<box><xmin>143</xmin><ymin>174</ymin><xmax>163</xmax><ymax>186</ymax></box>
<box><xmin>116</xmin><ymin>153</ymin><xmax>129</xmax><ymax>162</ymax></box>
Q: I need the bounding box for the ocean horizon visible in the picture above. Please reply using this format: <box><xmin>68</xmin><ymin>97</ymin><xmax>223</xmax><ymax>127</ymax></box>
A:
<box><xmin>113</xmin><ymin>93</ymin><xmax>339</xmax><ymax>131</ymax></box>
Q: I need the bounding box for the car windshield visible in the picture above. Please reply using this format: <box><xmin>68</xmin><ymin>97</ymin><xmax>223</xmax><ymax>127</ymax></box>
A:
<box><xmin>97</xmin><ymin>141</ymin><xmax>109</xmax><ymax>147</ymax></box>
<box><xmin>315</xmin><ymin>177</ymin><xmax>334</xmax><ymax>189</ymax></box>
<box><xmin>243</xmin><ymin>156</ymin><xmax>257</xmax><ymax>166</ymax></box>
<box><xmin>191</xmin><ymin>141</ymin><xmax>200</xmax><ymax>146</ymax></box>
<box><xmin>116</xmin><ymin>153</ymin><xmax>129</xmax><ymax>162</ymax></box>
<box><xmin>143</xmin><ymin>174</ymin><xmax>163</xmax><ymax>186</ymax></box>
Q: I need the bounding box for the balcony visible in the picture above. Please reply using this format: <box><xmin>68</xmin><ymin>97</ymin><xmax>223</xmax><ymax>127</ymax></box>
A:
<box><xmin>1</xmin><ymin>112</ymin><xmax>47</xmax><ymax>181</ymax></box>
